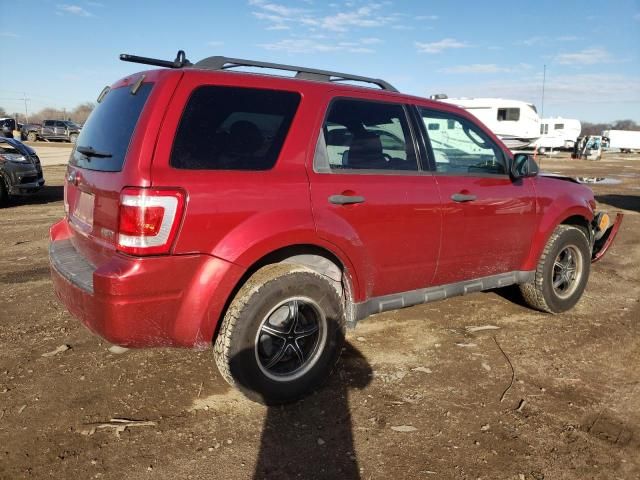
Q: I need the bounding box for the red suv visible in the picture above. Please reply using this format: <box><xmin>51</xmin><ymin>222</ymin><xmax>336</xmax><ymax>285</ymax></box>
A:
<box><xmin>49</xmin><ymin>51</ymin><xmax>622</xmax><ymax>404</ymax></box>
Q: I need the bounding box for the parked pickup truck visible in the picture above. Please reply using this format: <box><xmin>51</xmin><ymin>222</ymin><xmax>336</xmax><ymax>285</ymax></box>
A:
<box><xmin>23</xmin><ymin>120</ymin><xmax>81</xmax><ymax>143</ymax></box>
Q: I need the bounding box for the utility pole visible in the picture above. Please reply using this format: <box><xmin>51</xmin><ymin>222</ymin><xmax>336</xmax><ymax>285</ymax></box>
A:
<box><xmin>541</xmin><ymin>64</ymin><xmax>546</xmax><ymax>118</ymax></box>
<box><xmin>20</xmin><ymin>92</ymin><xmax>29</xmax><ymax>123</ymax></box>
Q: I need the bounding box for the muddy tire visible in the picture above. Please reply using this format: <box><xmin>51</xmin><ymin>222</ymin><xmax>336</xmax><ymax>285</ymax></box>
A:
<box><xmin>69</xmin><ymin>133</ymin><xmax>78</xmax><ymax>144</ymax></box>
<box><xmin>0</xmin><ymin>176</ymin><xmax>8</xmax><ymax>207</ymax></box>
<box><xmin>26</xmin><ymin>132</ymin><xmax>37</xmax><ymax>142</ymax></box>
<box><xmin>213</xmin><ymin>263</ymin><xmax>346</xmax><ymax>404</ymax></box>
<box><xmin>520</xmin><ymin>225</ymin><xmax>591</xmax><ymax>313</ymax></box>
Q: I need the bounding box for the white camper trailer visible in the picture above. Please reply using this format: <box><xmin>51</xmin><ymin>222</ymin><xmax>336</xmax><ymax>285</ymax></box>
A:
<box><xmin>602</xmin><ymin>129</ymin><xmax>640</xmax><ymax>152</ymax></box>
<box><xmin>436</xmin><ymin>97</ymin><xmax>540</xmax><ymax>149</ymax></box>
<box><xmin>536</xmin><ymin>118</ymin><xmax>581</xmax><ymax>150</ymax></box>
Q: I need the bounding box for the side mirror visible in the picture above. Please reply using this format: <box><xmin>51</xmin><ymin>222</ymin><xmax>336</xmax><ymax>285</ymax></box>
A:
<box><xmin>510</xmin><ymin>153</ymin><xmax>539</xmax><ymax>179</ymax></box>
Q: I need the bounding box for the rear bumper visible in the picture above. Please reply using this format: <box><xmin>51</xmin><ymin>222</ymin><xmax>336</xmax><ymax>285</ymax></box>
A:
<box><xmin>49</xmin><ymin>225</ymin><xmax>245</xmax><ymax>348</ymax></box>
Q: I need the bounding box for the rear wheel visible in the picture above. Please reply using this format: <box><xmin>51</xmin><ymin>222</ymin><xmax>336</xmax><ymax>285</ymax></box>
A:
<box><xmin>520</xmin><ymin>225</ymin><xmax>591</xmax><ymax>313</ymax></box>
<box><xmin>26</xmin><ymin>132</ymin><xmax>37</xmax><ymax>142</ymax></box>
<box><xmin>69</xmin><ymin>133</ymin><xmax>78</xmax><ymax>144</ymax></box>
<box><xmin>214</xmin><ymin>263</ymin><xmax>346</xmax><ymax>404</ymax></box>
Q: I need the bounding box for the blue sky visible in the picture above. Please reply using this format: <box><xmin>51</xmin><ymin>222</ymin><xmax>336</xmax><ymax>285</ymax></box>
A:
<box><xmin>1</xmin><ymin>0</ymin><xmax>639</xmax><ymax>122</ymax></box>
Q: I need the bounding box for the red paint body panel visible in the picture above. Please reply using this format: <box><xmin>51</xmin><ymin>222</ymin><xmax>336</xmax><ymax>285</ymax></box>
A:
<box><xmin>50</xmin><ymin>219</ymin><xmax>244</xmax><ymax>348</ymax></box>
<box><xmin>310</xmin><ymin>171</ymin><xmax>442</xmax><ymax>298</ymax></box>
<box><xmin>522</xmin><ymin>176</ymin><xmax>595</xmax><ymax>270</ymax></box>
<box><xmin>433</xmin><ymin>175</ymin><xmax>537</xmax><ymax>284</ymax></box>
<box><xmin>49</xmin><ymin>66</ymin><xmax>621</xmax><ymax>349</ymax></box>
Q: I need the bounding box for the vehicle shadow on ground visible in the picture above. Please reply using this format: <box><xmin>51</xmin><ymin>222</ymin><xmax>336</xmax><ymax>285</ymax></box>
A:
<box><xmin>7</xmin><ymin>185</ymin><xmax>64</xmax><ymax>206</ymax></box>
<box><xmin>595</xmin><ymin>194</ymin><xmax>640</xmax><ymax>213</ymax></box>
<box><xmin>487</xmin><ymin>285</ymin><xmax>532</xmax><ymax>310</ymax></box>
<box><xmin>231</xmin><ymin>343</ymin><xmax>372</xmax><ymax>480</ymax></box>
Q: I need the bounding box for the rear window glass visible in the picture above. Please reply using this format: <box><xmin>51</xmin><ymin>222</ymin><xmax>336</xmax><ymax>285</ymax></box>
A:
<box><xmin>70</xmin><ymin>83</ymin><xmax>153</xmax><ymax>172</ymax></box>
<box><xmin>170</xmin><ymin>86</ymin><xmax>301</xmax><ymax>170</ymax></box>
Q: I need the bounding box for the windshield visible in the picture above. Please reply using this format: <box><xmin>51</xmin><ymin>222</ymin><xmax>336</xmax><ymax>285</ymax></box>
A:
<box><xmin>70</xmin><ymin>83</ymin><xmax>153</xmax><ymax>172</ymax></box>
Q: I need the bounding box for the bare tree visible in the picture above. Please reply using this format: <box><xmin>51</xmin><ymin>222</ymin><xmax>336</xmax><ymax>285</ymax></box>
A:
<box><xmin>71</xmin><ymin>102</ymin><xmax>95</xmax><ymax>124</ymax></box>
<box><xmin>582</xmin><ymin>119</ymin><xmax>640</xmax><ymax>136</ymax></box>
<box><xmin>612</xmin><ymin>119</ymin><xmax>640</xmax><ymax>131</ymax></box>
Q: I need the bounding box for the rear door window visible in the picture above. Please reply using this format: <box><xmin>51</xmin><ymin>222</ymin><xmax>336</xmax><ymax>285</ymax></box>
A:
<box><xmin>170</xmin><ymin>86</ymin><xmax>301</xmax><ymax>170</ymax></box>
<box><xmin>314</xmin><ymin>98</ymin><xmax>418</xmax><ymax>172</ymax></box>
<box><xmin>70</xmin><ymin>83</ymin><xmax>153</xmax><ymax>172</ymax></box>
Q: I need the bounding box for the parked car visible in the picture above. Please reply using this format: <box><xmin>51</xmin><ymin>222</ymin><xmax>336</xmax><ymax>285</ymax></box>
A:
<box><xmin>22</xmin><ymin>120</ymin><xmax>81</xmax><ymax>143</ymax></box>
<box><xmin>49</xmin><ymin>51</ymin><xmax>623</xmax><ymax>404</ymax></box>
<box><xmin>0</xmin><ymin>137</ymin><xmax>45</xmax><ymax>205</ymax></box>
<box><xmin>1</xmin><ymin>117</ymin><xmax>19</xmax><ymax>138</ymax></box>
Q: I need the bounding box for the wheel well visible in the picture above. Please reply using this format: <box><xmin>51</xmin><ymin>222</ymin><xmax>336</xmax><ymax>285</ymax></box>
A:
<box><xmin>212</xmin><ymin>244</ymin><xmax>353</xmax><ymax>342</ymax></box>
<box><xmin>560</xmin><ymin>215</ymin><xmax>591</xmax><ymax>238</ymax></box>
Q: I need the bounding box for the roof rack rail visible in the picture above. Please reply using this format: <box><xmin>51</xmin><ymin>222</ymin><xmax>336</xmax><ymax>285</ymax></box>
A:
<box><xmin>120</xmin><ymin>50</ymin><xmax>192</xmax><ymax>69</ymax></box>
<box><xmin>119</xmin><ymin>50</ymin><xmax>397</xmax><ymax>92</ymax></box>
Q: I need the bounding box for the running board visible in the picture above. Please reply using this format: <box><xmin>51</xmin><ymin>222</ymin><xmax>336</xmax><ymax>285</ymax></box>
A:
<box><xmin>350</xmin><ymin>270</ymin><xmax>534</xmax><ymax>327</ymax></box>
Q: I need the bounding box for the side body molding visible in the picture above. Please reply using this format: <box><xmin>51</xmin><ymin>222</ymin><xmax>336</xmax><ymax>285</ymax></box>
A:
<box><xmin>353</xmin><ymin>270</ymin><xmax>535</xmax><ymax>325</ymax></box>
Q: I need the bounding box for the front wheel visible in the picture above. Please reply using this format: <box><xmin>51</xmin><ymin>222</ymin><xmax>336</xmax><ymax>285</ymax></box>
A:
<box><xmin>214</xmin><ymin>263</ymin><xmax>346</xmax><ymax>404</ymax></box>
<box><xmin>69</xmin><ymin>133</ymin><xmax>78</xmax><ymax>144</ymax></box>
<box><xmin>520</xmin><ymin>225</ymin><xmax>591</xmax><ymax>313</ymax></box>
<box><xmin>26</xmin><ymin>132</ymin><xmax>37</xmax><ymax>142</ymax></box>
<box><xmin>0</xmin><ymin>177</ymin><xmax>8</xmax><ymax>207</ymax></box>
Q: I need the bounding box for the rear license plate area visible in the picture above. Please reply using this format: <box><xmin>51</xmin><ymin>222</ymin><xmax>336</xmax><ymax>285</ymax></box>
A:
<box><xmin>72</xmin><ymin>191</ymin><xmax>95</xmax><ymax>230</ymax></box>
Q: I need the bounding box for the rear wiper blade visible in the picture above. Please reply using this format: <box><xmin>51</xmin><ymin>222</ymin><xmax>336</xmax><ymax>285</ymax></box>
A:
<box><xmin>76</xmin><ymin>146</ymin><xmax>112</xmax><ymax>158</ymax></box>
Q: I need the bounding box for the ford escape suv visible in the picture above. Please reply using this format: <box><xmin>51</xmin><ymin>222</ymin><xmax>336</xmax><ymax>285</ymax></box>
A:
<box><xmin>49</xmin><ymin>51</ymin><xmax>622</xmax><ymax>404</ymax></box>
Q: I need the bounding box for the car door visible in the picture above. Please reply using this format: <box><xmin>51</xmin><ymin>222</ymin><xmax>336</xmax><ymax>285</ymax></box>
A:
<box><xmin>309</xmin><ymin>96</ymin><xmax>442</xmax><ymax>300</ymax></box>
<box><xmin>416</xmin><ymin>106</ymin><xmax>537</xmax><ymax>285</ymax></box>
<box><xmin>42</xmin><ymin>120</ymin><xmax>55</xmax><ymax>136</ymax></box>
<box><xmin>55</xmin><ymin>120</ymin><xmax>66</xmax><ymax>137</ymax></box>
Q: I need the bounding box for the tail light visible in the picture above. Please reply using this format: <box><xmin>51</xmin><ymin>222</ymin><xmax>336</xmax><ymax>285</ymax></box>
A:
<box><xmin>117</xmin><ymin>187</ymin><xmax>185</xmax><ymax>255</ymax></box>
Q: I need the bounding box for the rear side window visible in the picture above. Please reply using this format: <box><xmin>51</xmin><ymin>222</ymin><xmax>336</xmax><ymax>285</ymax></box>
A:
<box><xmin>314</xmin><ymin>98</ymin><xmax>418</xmax><ymax>172</ymax></box>
<box><xmin>70</xmin><ymin>83</ymin><xmax>153</xmax><ymax>172</ymax></box>
<box><xmin>170</xmin><ymin>87</ymin><xmax>301</xmax><ymax>170</ymax></box>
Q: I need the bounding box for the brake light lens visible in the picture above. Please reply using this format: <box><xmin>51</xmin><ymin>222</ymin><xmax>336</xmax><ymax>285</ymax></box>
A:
<box><xmin>117</xmin><ymin>187</ymin><xmax>185</xmax><ymax>255</ymax></box>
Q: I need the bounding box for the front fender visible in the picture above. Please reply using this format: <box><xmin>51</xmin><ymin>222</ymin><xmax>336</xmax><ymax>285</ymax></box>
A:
<box><xmin>522</xmin><ymin>198</ymin><xmax>594</xmax><ymax>271</ymax></box>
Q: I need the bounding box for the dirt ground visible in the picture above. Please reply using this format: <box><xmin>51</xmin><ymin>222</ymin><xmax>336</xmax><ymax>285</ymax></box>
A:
<box><xmin>1</xmin><ymin>152</ymin><xmax>638</xmax><ymax>480</ymax></box>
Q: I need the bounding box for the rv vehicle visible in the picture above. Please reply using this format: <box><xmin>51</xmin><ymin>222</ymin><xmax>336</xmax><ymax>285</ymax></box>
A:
<box><xmin>602</xmin><ymin>129</ymin><xmax>640</xmax><ymax>153</ymax></box>
<box><xmin>536</xmin><ymin>118</ymin><xmax>581</xmax><ymax>150</ymax></box>
<box><xmin>435</xmin><ymin>96</ymin><xmax>540</xmax><ymax>150</ymax></box>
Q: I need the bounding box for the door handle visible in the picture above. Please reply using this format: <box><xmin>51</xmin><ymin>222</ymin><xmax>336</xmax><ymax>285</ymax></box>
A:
<box><xmin>451</xmin><ymin>193</ymin><xmax>477</xmax><ymax>202</ymax></box>
<box><xmin>329</xmin><ymin>194</ymin><xmax>366</xmax><ymax>205</ymax></box>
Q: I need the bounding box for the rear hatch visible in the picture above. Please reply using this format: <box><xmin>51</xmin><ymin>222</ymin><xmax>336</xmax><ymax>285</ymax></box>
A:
<box><xmin>64</xmin><ymin>71</ymin><xmax>180</xmax><ymax>267</ymax></box>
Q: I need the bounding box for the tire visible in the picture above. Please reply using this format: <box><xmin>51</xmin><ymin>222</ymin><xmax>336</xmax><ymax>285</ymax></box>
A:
<box><xmin>26</xmin><ymin>132</ymin><xmax>37</xmax><ymax>142</ymax></box>
<box><xmin>0</xmin><ymin>176</ymin><xmax>8</xmax><ymax>207</ymax></box>
<box><xmin>519</xmin><ymin>225</ymin><xmax>591</xmax><ymax>313</ymax></box>
<box><xmin>69</xmin><ymin>133</ymin><xmax>78</xmax><ymax>144</ymax></box>
<box><xmin>214</xmin><ymin>263</ymin><xmax>346</xmax><ymax>404</ymax></box>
